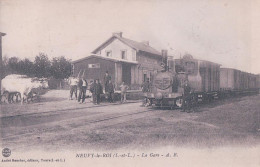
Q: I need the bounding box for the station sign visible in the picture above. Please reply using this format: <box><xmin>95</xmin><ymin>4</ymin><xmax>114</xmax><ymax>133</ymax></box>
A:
<box><xmin>88</xmin><ymin>63</ymin><xmax>100</xmax><ymax>68</ymax></box>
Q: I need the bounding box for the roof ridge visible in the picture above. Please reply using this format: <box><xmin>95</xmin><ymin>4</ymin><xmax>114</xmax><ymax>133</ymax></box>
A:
<box><xmin>117</xmin><ymin>36</ymin><xmax>161</xmax><ymax>55</ymax></box>
<box><xmin>92</xmin><ymin>34</ymin><xmax>161</xmax><ymax>56</ymax></box>
<box><xmin>120</xmin><ymin>36</ymin><xmax>156</xmax><ymax>49</ymax></box>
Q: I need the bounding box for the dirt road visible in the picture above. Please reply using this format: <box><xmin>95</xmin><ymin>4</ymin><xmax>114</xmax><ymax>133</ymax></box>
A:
<box><xmin>0</xmin><ymin>90</ymin><xmax>259</xmax><ymax>151</ymax></box>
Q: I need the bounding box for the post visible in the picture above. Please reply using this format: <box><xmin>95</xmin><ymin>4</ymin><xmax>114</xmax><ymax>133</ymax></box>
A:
<box><xmin>0</xmin><ymin>32</ymin><xmax>6</xmax><ymax>95</ymax></box>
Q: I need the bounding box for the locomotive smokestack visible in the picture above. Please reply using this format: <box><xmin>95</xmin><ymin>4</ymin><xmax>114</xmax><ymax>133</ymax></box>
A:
<box><xmin>162</xmin><ymin>50</ymin><xmax>168</xmax><ymax>71</ymax></box>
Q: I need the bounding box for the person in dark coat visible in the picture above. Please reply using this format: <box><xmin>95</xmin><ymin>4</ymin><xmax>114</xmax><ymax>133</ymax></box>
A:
<box><xmin>104</xmin><ymin>71</ymin><xmax>111</xmax><ymax>93</ymax></box>
<box><xmin>90</xmin><ymin>79</ymin><xmax>97</xmax><ymax>104</ymax></box>
<box><xmin>96</xmin><ymin>79</ymin><xmax>103</xmax><ymax>104</ymax></box>
<box><xmin>182</xmin><ymin>80</ymin><xmax>192</xmax><ymax>112</ymax></box>
<box><xmin>90</xmin><ymin>79</ymin><xmax>103</xmax><ymax>105</ymax></box>
<box><xmin>77</xmin><ymin>77</ymin><xmax>83</xmax><ymax>103</ymax></box>
<box><xmin>107</xmin><ymin>80</ymin><xmax>115</xmax><ymax>103</ymax></box>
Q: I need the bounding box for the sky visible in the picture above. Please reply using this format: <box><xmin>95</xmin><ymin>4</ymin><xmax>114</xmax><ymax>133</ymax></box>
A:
<box><xmin>0</xmin><ymin>0</ymin><xmax>260</xmax><ymax>74</ymax></box>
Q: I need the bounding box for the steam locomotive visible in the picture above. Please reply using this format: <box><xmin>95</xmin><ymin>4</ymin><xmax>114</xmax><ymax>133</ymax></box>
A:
<box><xmin>146</xmin><ymin>51</ymin><xmax>260</xmax><ymax>108</ymax></box>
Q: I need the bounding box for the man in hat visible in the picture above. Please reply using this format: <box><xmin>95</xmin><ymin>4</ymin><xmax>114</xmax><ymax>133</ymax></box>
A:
<box><xmin>90</xmin><ymin>79</ymin><xmax>103</xmax><ymax>105</ymax></box>
<box><xmin>182</xmin><ymin>80</ymin><xmax>192</xmax><ymax>112</ymax></box>
<box><xmin>104</xmin><ymin>71</ymin><xmax>111</xmax><ymax>93</ymax></box>
<box><xmin>96</xmin><ymin>79</ymin><xmax>103</xmax><ymax>104</ymax></box>
<box><xmin>90</xmin><ymin>79</ymin><xmax>97</xmax><ymax>104</ymax></box>
<box><xmin>89</xmin><ymin>79</ymin><xmax>97</xmax><ymax>104</ymax></box>
<box><xmin>78</xmin><ymin>77</ymin><xmax>88</xmax><ymax>103</ymax></box>
<box><xmin>107</xmin><ymin>79</ymin><xmax>115</xmax><ymax>103</ymax></box>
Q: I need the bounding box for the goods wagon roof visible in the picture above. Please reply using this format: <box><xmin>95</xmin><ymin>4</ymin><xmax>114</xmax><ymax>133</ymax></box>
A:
<box><xmin>220</xmin><ymin>67</ymin><xmax>258</xmax><ymax>75</ymax></box>
<box><xmin>175</xmin><ymin>58</ymin><xmax>221</xmax><ymax>66</ymax></box>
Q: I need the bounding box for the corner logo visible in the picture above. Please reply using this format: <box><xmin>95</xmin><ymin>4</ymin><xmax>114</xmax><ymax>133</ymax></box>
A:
<box><xmin>2</xmin><ymin>148</ymin><xmax>11</xmax><ymax>157</ymax></box>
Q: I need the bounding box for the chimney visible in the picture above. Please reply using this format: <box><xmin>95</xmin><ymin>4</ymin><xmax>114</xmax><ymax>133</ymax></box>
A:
<box><xmin>112</xmin><ymin>32</ymin><xmax>123</xmax><ymax>38</ymax></box>
<box><xmin>142</xmin><ymin>41</ymin><xmax>149</xmax><ymax>46</ymax></box>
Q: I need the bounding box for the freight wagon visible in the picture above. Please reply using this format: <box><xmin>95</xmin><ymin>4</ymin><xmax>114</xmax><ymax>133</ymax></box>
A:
<box><xmin>220</xmin><ymin>68</ymin><xmax>259</xmax><ymax>96</ymax></box>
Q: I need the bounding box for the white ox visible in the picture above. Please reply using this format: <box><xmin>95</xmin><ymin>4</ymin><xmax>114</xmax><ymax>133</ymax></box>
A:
<box><xmin>1</xmin><ymin>74</ymin><xmax>48</xmax><ymax>104</ymax></box>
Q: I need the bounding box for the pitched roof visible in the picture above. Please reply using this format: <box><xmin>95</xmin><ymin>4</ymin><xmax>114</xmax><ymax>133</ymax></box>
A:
<box><xmin>72</xmin><ymin>54</ymin><xmax>138</xmax><ymax>64</ymax></box>
<box><xmin>92</xmin><ymin>35</ymin><xmax>161</xmax><ymax>57</ymax></box>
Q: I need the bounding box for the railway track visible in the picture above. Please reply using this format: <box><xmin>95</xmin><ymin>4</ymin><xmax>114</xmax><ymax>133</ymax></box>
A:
<box><xmin>0</xmin><ymin>101</ymin><xmax>141</xmax><ymax>119</ymax></box>
<box><xmin>1</xmin><ymin>107</ymin><xmax>169</xmax><ymax>142</ymax></box>
<box><xmin>1</xmin><ymin>107</ymin><xmax>173</xmax><ymax>151</ymax></box>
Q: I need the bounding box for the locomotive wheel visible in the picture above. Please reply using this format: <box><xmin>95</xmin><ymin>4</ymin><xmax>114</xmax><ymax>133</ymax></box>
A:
<box><xmin>175</xmin><ymin>97</ymin><xmax>183</xmax><ymax>108</ymax></box>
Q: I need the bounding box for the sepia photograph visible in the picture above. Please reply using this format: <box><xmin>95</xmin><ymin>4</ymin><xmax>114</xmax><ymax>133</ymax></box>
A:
<box><xmin>0</xmin><ymin>0</ymin><xmax>260</xmax><ymax>166</ymax></box>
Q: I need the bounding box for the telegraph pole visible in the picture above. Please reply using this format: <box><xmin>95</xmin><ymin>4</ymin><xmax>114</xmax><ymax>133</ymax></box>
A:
<box><xmin>0</xmin><ymin>32</ymin><xmax>6</xmax><ymax>95</ymax></box>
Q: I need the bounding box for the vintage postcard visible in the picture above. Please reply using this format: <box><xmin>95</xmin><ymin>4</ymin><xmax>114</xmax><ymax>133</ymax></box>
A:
<box><xmin>0</xmin><ymin>0</ymin><xmax>259</xmax><ymax>166</ymax></box>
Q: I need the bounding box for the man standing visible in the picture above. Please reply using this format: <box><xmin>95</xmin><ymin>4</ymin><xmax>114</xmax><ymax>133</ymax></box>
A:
<box><xmin>77</xmin><ymin>77</ymin><xmax>83</xmax><ymax>103</ymax></box>
<box><xmin>69</xmin><ymin>77</ymin><xmax>78</xmax><ymax>100</ymax></box>
<box><xmin>104</xmin><ymin>71</ymin><xmax>111</xmax><ymax>93</ymax></box>
<box><xmin>90</xmin><ymin>79</ymin><xmax>97</xmax><ymax>104</ymax></box>
<box><xmin>120</xmin><ymin>82</ymin><xmax>129</xmax><ymax>103</ymax></box>
<box><xmin>96</xmin><ymin>79</ymin><xmax>103</xmax><ymax>104</ymax></box>
<box><xmin>141</xmin><ymin>79</ymin><xmax>150</xmax><ymax>106</ymax></box>
<box><xmin>78</xmin><ymin>77</ymin><xmax>88</xmax><ymax>104</ymax></box>
<box><xmin>107</xmin><ymin>79</ymin><xmax>114</xmax><ymax>103</ymax></box>
<box><xmin>182</xmin><ymin>80</ymin><xmax>192</xmax><ymax>112</ymax></box>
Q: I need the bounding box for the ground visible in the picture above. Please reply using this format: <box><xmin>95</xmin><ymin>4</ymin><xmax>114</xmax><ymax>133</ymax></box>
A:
<box><xmin>0</xmin><ymin>90</ymin><xmax>259</xmax><ymax>152</ymax></box>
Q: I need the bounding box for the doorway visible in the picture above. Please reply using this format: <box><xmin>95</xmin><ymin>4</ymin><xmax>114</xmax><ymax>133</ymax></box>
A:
<box><xmin>122</xmin><ymin>63</ymin><xmax>131</xmax><ymax>85</ymax></box>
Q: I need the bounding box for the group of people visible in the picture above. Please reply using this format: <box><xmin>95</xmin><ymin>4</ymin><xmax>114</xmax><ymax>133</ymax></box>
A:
<box><xmin>104</xmin><ymin>71</ymin><xmax>129</xmax><ymax>103</ymax></box>
<box><xmin>69</xmin><ymin>71</ymin><xmax>129</xmax><ymax>105</ymax></box>
<box><xmin>69</xmin><ymin>76</ymin><xmax>88</xmax><ymax>103</ymax></box>
<box><xmin>69</xmin><ymin>71</ymin><xmax>193</xmax><ymax>112</ymax></box>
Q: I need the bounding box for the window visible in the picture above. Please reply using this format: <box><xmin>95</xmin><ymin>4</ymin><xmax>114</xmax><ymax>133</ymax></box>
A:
<box><xmin>185</xmin><ymin>61</ymin><xmax>196</xmax><ymax>74</ymax></box>
<box><xmin>121</xmin><ymin>50</ymin><xmax>127</xmax><ymax>59</ymax></box>
<box><xmin>175</xmin><ymin>64</ymin><xmax>185</xmax><ymax>73</ymax></box>
<box><xmin>143</xmin><ymin>74</ymin><xmax>147</xmax><ymax>82</ymax></box>
<box><xmin>106</xmin><ymin>51</ymin><xmax>112</xmax><ymax>57</ymax></box>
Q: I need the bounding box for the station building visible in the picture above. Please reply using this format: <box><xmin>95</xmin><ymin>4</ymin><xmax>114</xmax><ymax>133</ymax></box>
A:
<box><xmin>72</xmin><ymin>32</ymin><xmax>162</xmax><ymax>89</ymax></box>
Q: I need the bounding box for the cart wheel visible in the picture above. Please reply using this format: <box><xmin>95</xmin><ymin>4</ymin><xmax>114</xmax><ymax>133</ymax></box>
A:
<box><xmin>175</xmin><ymin>98</ymin><xmax>183</xmax><ymax>108</ymax></box>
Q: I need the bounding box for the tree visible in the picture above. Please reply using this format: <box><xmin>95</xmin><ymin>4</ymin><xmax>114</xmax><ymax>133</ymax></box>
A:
<box><xmin>2</xmin><ymin>56</ymin><xmax>11</xmax><ymax>77</ymax></box>
<box><xmin>18</xmin><ymin>58</ymin><xmax>34</xmax><ymax>77</ymax></box>
<box><xmin>2</xmin><ymin>53</ymin><xmax>72</xmax><ymax>79</ymax></box>
<box><xmin>34</xmin><ymin>53</ymin><xmax>51</xmax><ymax>78</ymax></box>
<box><xmin>50</xmin><ymin>56</ymin><xmax>71</xmax><ymax>79</ymax></box>
<box><xmin>8</xmin><ymin>57</ymin><xmax>20</xmax><ymax>74</ymax></box>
